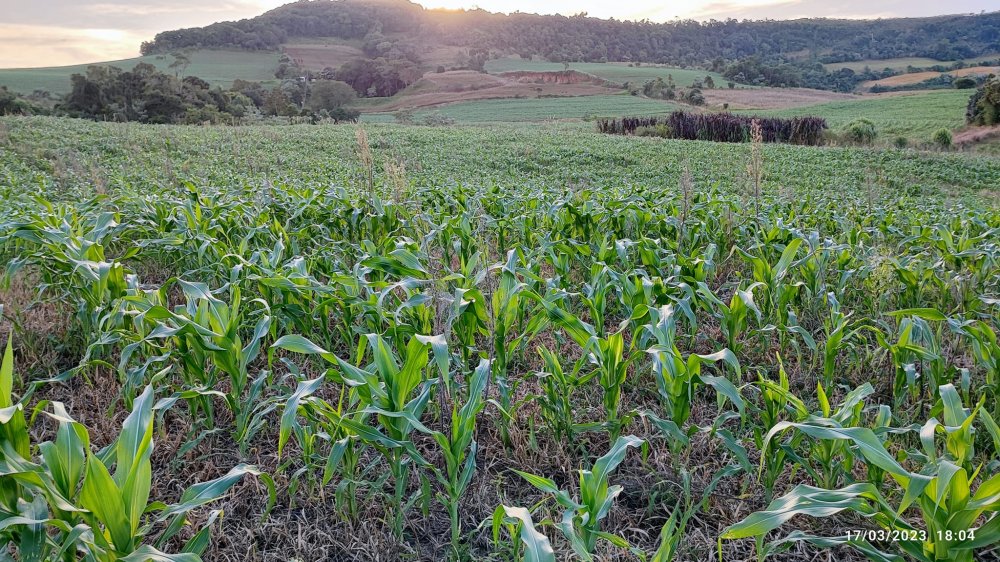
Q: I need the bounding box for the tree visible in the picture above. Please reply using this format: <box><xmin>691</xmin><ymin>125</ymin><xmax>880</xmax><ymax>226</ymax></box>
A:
<box><xmin>263</xmin><ymin>87</ymin><xmax>295</xmax><ymax>116</ymax></box>
<box><xmin>967</xmin><ymin>76</ymin><xmax>1000</xmax><ymax>125</ymax></box>
<box><xmin>306</xmin><ymin>80</ymin><xmax>356</xmax><ymax>112</ymax></box>
<box><xmin>168</xmin><ymin>52</ymin><xmax>191</xmax><ymax>78</ymax></box>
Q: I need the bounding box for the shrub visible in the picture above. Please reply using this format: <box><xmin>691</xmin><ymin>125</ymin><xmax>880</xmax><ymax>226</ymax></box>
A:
<box><xmin>894</xmin><ymin>136</ymin><xmax>908</xmax><ymax>148</ymax></box>
<box><xmin>635</xmin><ymin>124</ymin><xmax>671</xmax><ymax>138</ymax></box>
<box><xmin>932</xmin><ymin>128</ymin><xmax>952</xmax><ymax>148</ymax></box>
<box><xmin>394</xmin><ymin>109</ymin><xmax>415</xmax><ymax>124</ymax></box>
<box><xmin>685</xmin><ymin>88</ymin><xmax>705</xmax><ymax>106</ymax></box>
<box><xmin>422</xmin><ymin>112</ymin><xmax>455</xmax><ymax>126</ymax></box>
<box><xmin>844</xmin><ymin>118</ymin><xmax>877</xmax><ymax>144</ymax></box>
<box><xmin>954</xmin><ymin>76</ymin><xmax>977</xmax><ymax>89</ymax></box>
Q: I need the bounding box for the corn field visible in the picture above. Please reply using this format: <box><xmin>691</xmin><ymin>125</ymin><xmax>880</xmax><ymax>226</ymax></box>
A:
<box><xmin>0</xmin><ymin>117</ymin><xmax>999</xmax><ymax>561</ymax></box>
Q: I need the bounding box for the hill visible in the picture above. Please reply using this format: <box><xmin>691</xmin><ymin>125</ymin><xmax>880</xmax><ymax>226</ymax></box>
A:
<box><xmin>142</xmin><ymin>0</ymin><xmax>1000</xmax><ymax>69</ymax></box>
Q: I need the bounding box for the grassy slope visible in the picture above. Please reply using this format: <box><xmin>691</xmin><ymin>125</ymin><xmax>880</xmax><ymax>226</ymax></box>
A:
<box><xmin>0</xmin><ymin>50</ymin><xmax>281</xmax><ymax>95</ymax></box>
<box><xmin>405</xmin><ymin>94</ymin><xmax>682</xmax><ymax>122</ymax></box>
<box><xmin>740</xmin><ymin>90</ymin><xmax>970</xmax><ymax>140</ymax></box>
<box><xmin>484</xmin><ymin>57</ymin><xmax>729</xmax><ymax>87</ymax></box>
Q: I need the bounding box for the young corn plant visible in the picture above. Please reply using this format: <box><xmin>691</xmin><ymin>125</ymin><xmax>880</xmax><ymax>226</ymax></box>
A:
<box><xmin>416</xmin><ymin>358</ymin><xmax>491</xmax><ymax>557</ymax></box>
<box><xmin>735</xmin><ymin>236</ymin><xmax>805</xmax><ymax>328</ymax></box>
<box><xmin>644</xmin><ymin>305</ymin><xmax>744</xmax><ymax>445</ymax></box>
<box><xmin>696</xmin><ymin>281</ymin><xmax>763</xmax><ymax>355</ymax></box>
<box><xmin>272</xmin><ymin>332</ymin><xmax>438</xmax><ymax>539</ymax></box>
<box><xmin>872</xmin><ymin>311</ymin><xmax>943</xmax><ymax>407</ymax></box>
<box><xmin>527</xmin><ymin>291</ymin><xmax>638</xmax><ymax>440</ymax></box>
<box><xmin>0</xmin><ymin>348</ymin><xmax>263</xmax><ymax>562</ymax></box>
<box><xmin>122</xmin><ymin>280</ymin><xmax>272</xmax><ymax>448</ymax></box>
<box><xmin>534</xmin><ymin>345</ymin><xmax>595</xmax><ymax>446</ymax></box>
<box><xmin>491</xmin><ymin>505</ymin><xmax>555</xmax><ymax>562</ymax></box>
<box><xmin>821</xmin><ymin>292</ymin><xmax>865</xmax><ymax>389</ymax></box>
<box><xmin>752</xmin><ymin>357</ymin><xmax>810</xmax><ymax>501</ymax></box>
<box><xmin>949</xmin><ymin>318</ymin><xmax>1000</xmax><ymax>409</ymax></box>
<box><xmin>490</xmin><ymin>249</ymin><xmax>528</xmax><ymax>431</ymax></box>
<box><xmin>1</xmin><ymin>206</ymin><xmax>133</xmax><ymax>339</ymax></box>
<box><xmin>515</xmin><ymin>435</ymin><xmax>644</xmax><ymax>561</ymax></box>
<box><xmin>760</xmin><ymin>382</ymin><xmax>875</xmax><ymax>489</ymax></box>
<box><xmin>724</xmin><ymin>384</ymin><xmax>999</xmax><ymax>562</ymax></box>
<box><xmin>277</xmin><ymin>373</ymin><xmax>364</xmax><ymax>519</ymax></box>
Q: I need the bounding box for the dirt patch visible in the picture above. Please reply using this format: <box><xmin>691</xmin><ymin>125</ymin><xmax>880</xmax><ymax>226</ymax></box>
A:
<box><xmin>412</xmin><ymin>70</ymin><xmax>505</xmax><ymax>93</ymax></box>
<box><xmin>702</xmin><ymin>87</ymin><xmax>860</xmax><ymax>110</ymax></box>
<box><xmin>953</xmin><ymin>124</ymin><xmax>1000</xmax><ymax>145</ymax></box>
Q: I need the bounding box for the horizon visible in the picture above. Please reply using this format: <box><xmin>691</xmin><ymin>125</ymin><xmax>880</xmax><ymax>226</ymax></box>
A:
<box><xmin>1</xmin><ymin>0</ymin><xmax>997</xmax><ymax>69</ymax></box>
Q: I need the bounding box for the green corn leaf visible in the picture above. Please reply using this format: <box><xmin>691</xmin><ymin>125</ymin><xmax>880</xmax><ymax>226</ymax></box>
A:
<box><xmin>501</xmin><ymin>506</ymin><xmax>555</xmax><ymax>562</ymax></box>
<box><xmin>118</xmin><ymin>544</ymin><xmax>200</xmax><ymax>562</ymax></box>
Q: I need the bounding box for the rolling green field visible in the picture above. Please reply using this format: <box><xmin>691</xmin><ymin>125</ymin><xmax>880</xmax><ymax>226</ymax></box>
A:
<box><xmin>1</xmin><ymin>116</ymin><xmax>999</xmax><ymax>562</ymax></box>
<box><xmin>0</xmin><ymin>50</ymin><xmax>281</xmax><ymax>95</ymax></box>
<box><xmin>366</xmin><ymin>88</ymin><xmax>973</xmax><ymax>143</ymax></box>
<box><xmin>484</xmin><ymin>57</ymin><xmax>731</xmax><ymax>87</ymax></box>
<box><xmin>741</xmin><ymin>89</ymin><xmax>970</xmax><ymax>141</ymax></box>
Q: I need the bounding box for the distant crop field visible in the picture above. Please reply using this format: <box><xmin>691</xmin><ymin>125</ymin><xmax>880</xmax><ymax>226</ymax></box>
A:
<box><xmin>824</xmin><ymin>53</ymin><xmax>1000</xmax><ymax>72</ymax></box>
<box><xmin>0</xmin><ymin>50</ymin><xmax>280</xmax><ymax>95</ymax></box>
<box><xmin>740</xmin><ymin>89</ymin><xmax>970</xmax><ymax>141</ymax></box>
<box><xmin>484</xmin><ymin>57</ymin><xmax>730</xmax><ymax>87</ymax></box>
<box><xmin>862</xmin><ymin>66</ymin><xmax>1000</xmax><ymax>88</ymax></box>
<box><xmin>410</xmin><ymin>94</ymin><xmax>682</xmax><ymax>122</ymax></box>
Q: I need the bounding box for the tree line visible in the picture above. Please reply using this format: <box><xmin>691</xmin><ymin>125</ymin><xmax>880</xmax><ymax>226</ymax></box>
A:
<box><xmin>54</xmin><ymin>63</ymin><xmax>360</xmax><ymax>124</ymax></box>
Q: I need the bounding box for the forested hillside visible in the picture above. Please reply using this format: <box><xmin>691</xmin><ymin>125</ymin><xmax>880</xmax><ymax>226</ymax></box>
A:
<box><xmin>142</xmin><ymin>0</ymin><xmax>1000</xmax><ymax>67</ymax></box>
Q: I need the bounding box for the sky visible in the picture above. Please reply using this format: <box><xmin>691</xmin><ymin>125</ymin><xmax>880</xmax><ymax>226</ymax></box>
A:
<box><xmin>1</xmin><ymin>0</ymin><xmax>996</xmax><ymax>69</ymax></box>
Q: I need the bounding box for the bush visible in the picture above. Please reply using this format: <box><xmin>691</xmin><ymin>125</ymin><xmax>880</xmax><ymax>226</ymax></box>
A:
<box><xmin>635</xmin><ymin>124</ymin><xmax>671</xmax><ymax>138</ymax></box>
<box><xmin>954</xmin><ymin>77</ymin><xmax>977</xmax><ymax>89</ymax></box>
<box><xmin>894</xmin><ymin>136</ymin><xmax>909</xmax><ymax>148</ymax></box>
<box><xmin>394</xmin><ymin>109</ymin><xmax>415</xmax><ymax>124</ymax></box>
<box><xmin>422</xmin><ymin>112</ymin><xmax>455</xmax><ymax>126</ymax></box>
<box><xmin>932</xmin><ymin>128</ymin><xmax>952</xmax><ymax>148</ymax></box>
<box><xmin>685</xmin><ymin>88</ymin><xmax>705</xmax><ymax>106</ymax></box>
<box><xmin>844</xmin><ymin>118</ymin><xmax>877</xmax><ymax>144</ymax></box>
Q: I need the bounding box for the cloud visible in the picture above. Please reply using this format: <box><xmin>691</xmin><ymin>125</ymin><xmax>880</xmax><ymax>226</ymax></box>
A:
<box><xmin>0</xmin><ymin>23</ymin><xmax>148</xmax><ymax>68</ymax></box>
<box><xmin>1</xmin><ymin>0</ymin><xmax>288</xmax><ymax>67</ymax></box>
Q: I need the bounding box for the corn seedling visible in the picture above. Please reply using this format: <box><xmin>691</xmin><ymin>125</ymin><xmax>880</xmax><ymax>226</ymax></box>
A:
<box><xmin>515</xmin><ymin>435</ymin><xmax>644</xmax><ymax>560</ymax></box>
